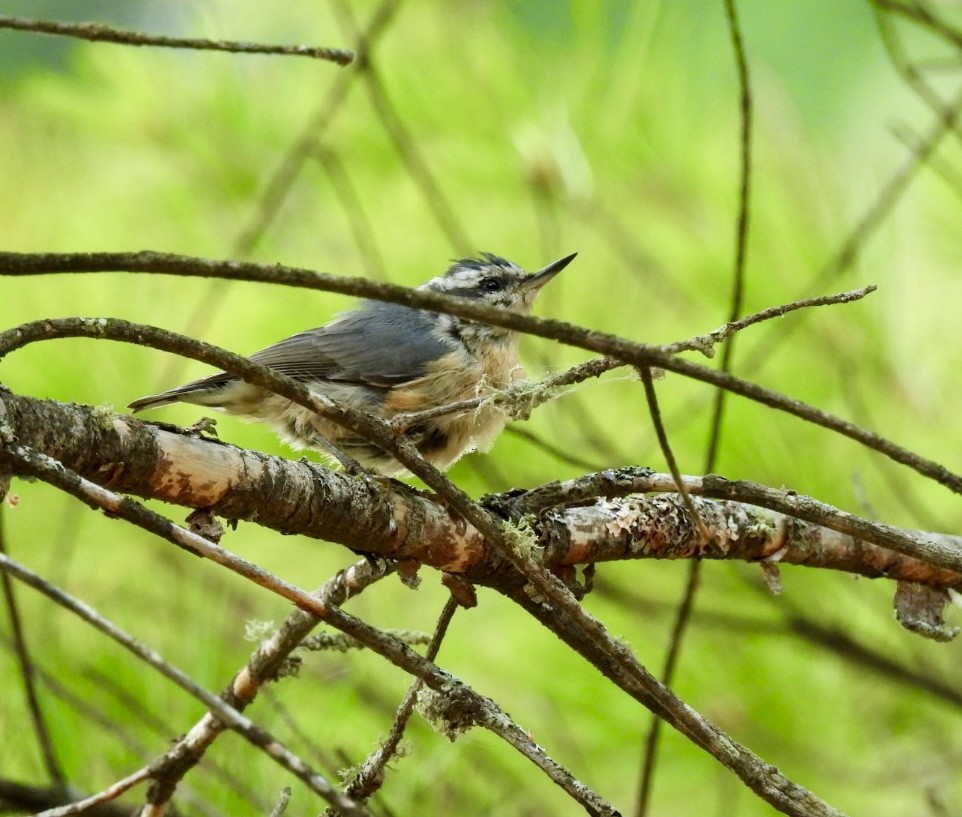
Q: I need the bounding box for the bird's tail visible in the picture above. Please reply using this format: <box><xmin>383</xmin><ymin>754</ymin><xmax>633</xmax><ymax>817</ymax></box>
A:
<box><xmin>127</xmin><ymin>392</ymin><xmax>179</xmax><ymax>412</ymax></box>
<box><xmin>128</xmin><ymin>381</ymin><xmax>228</xmax><ymax>412</ymax></box>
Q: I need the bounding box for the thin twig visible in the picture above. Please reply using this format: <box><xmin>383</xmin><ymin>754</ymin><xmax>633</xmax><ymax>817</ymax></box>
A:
<box><xmin>0</xmin><ymin>778</ymin><xmax>137</xmax><ymax>817</ymax></box>
<box><xmin>30</xmin><ymin>768</ymin><xmax>152</xmax><ymax>817</ymax></box>
<box><xmin>704</xmin><ymin>0</ymin><xmax>754</xmax><ymax>465</ymax></box>
<box><xmin>664</xmin><ymin>286</ymin><xmax>876</xmax><ymax>357</ymax></box>
<box><xmin>639</xmin><ymin>1</ymin><xmax>754</xmax><ymax>812</ymax></box>
<box><xmin>391</xmin><ymin>357</ymin><xmax>622</xmax><ymax>431</ymax></box>
<box><xmin>332</xmin><ymin>1</ymin><xmax>472</xmax><ymax>253</ymax></box>
<box><xmin>332</xmin><ymin>598</ymin><xmax>459</xmax><ymax>810</ymax></box>
<box><xmin>77</xmin><ymin>667</ymin><xmax>268</xmax><ymax>810</ymax></box>
<box><xmin>638</xmin><ymin>367</ymin><xmax>709</xmax><ymax>542</ymax></box>
<box><xmin>268</xmin><ymin>787</ymin><xmax>292</xmax><ymax>817</ymax></box>
<box><xmin>0</xmin><ymin>509</ymin><xmax>67</xmax><ymax>788</ymax></box>
<box><xmin>634</xmin><ymin>549</ymin><xmax>700</xmax><ymax>817</ymax></box>
<box><xmin>158</xmin><ymin>0</ymin><xmax>399</xmax><ymax>390</ymax></box>
<box><xmin>0</xmin><ymin>16</ymin><xmax>352</xmax><ymax>64</ymax></box>
<box><xmin>1</xmin><ymin>252</ymin><xmax>943</xmax><ymax>496</ymax></box>
<box><xmin>1</xmin><ymin>442</ymin><xmax>617</xmax><ymax>816</ymax></box>
<box><xmin>314</xmin><ymin>146</ymin><xmax>389</xmax><ymax>280</ymax></box>
<box><xmin>0</xmin><ymin>643</ymin><xmax>238</xmax><ymax>817</ymax></box>
<box><xmin>327</xmin><ymin>609</ymin><xmax>622</xmax><ymax>817</ymax></box>
<box><xmin>232</xmin><ymin>0</ymin><xmax>402</xmax><ymax>258</ymax></box>
<box><xmin>391</xmin><ymin>285</ymin><xmax>875</xmax><ymax>429</ymax></box>
<box><xmin>870</xmin><ymin>0</ymin><xmax>962</xmax><ymax>53</ymax></box>
<box><xmin>0</xmin><ymin>551</ymin><xmax>370</xmax><ymax>817</ymax></box>
<box><xmin>147</xmin><ymin>558</ymin><xmax>394</xmax><ymax>809</ymax></box>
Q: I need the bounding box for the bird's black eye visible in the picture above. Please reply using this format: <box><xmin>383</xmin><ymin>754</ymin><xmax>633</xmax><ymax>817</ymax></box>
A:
<box><xmin>480</xmin><ymin>277</ymin><xmax>503</xmax><ymax>293</ymax></box>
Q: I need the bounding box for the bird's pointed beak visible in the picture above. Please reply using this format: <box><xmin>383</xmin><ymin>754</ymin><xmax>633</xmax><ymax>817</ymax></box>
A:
<box><xmin>523</xmin><ymin>252</ymin><xmax>577</xmax><ymax>290</ymax></box>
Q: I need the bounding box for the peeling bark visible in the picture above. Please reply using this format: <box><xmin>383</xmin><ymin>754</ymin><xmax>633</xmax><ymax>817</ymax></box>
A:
<box><xmin>2</xmin><ymin>389</ymin><xmax>959</xmax><ymax>591</ymax></box>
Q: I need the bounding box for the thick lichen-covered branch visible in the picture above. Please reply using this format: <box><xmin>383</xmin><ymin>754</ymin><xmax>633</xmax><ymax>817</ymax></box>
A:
<box><xmin>1</xmin><ymin>390</ymin><xmax>958</xmax><ymax>590</ymax></box>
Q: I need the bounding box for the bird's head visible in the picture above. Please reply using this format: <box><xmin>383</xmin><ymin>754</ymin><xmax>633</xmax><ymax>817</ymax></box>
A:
<box><xmin>423</xmin><ymin>252</ymin><xmax>576</xmax><ymax>313</ymax></box>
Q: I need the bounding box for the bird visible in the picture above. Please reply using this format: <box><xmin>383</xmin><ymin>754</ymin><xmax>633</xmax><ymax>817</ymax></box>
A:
<box><xmin>128</xmin><ymin>252</ymin><xmax>575</xmax><ymax>476</ymax></box>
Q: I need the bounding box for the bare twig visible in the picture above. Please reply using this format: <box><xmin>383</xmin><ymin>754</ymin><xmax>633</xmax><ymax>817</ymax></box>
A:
<box><xmin>0</xmin><ymin>509</ymin><xmax>66</xmax><ymax>788</ymax></box>
<box><xmin>268</xmin><ymin>787</ymin><xmax>292</xmax><ymax>817</ymax></box>
<box><xmin>331</xmin><ymin>598</ymin><xmax>459</xmax><ymax>810</ymax></box>
<box><xmin>76</xmin><ymin>667</ymin><xmax>268</xmax><ymax>810</ymax></box>
<box><xmin>870</xmin><ymin>0</ymin><xmax>962</xmax><ymax>53</ymax></box>
<box><xmin>147</xmin><ymin>559</ymin><xmax>394</xmax><ymax>809</ymax></box>
<box><xmin>0</xmin><ymin>643</ymin><xmax>241</xmax><ymax>816</ymax></box>
<box><xmin>704</xmin><ymin>0</ymin><xmax>755</xmax><ymax>463</ymax></box>
<box><xmin>321</xmin><ymin>605</ymin><xmax>622</xmax><ymax>817</ymax></box>
<box><xmin>635</xmin><ymin>553</ymin><xmax>699</xmax><ymax>817</ymax></box>
<box><xmin>0</xmin><ymin>778</ymin><xmax>136</xmax><ymax>817</ymax></box>
<box><xmin>232</xmin><ymin>0</ymin><xmax>401</xmax><ymax>257</ymax></box>
<box><xmin>664</xmin><ymin>286</ymin><xmax>877</xmax><ymax>357</ymax></box>
<box><xmin>638</xmin><ymin>366</ymin><xmax>710</xmax><ymax>542</ymax></box>
<box><xmin>0</xmin><ymin>552</ymin><xmax>370</xmax><ymax>817</ymax></box>
<box><xmin>0</xmin><ymin>442</ymin><xmax>618</xmax><ymax>816</ymax></box>
<box><xmin>640</xmin><ymin>1</ymin><xmax>754</xmax><ymax>811</ymax></box>
<box><xmin>1</xmin><ymin>252</ymin><xmax>945</xmax><ymax>496</ymax></box>
<box><xmin>392</xmin><ymin>285</ymin><xmax>875</xmax><ymax>430</ymax></box>
<box><xmin>332</xmin><ymin>0</ymin><xmax>472</xmax><ymax>253</ymax></box>
<box><xmin>0</xmin><ymin>16</ymin><xmax>353</xmax><ymax>64</ymax></box>
<box><xmin>391</xmin><ymin>357</ymin><xmax>621</xmax><ymax>431</ymax></box>
<box><xmin>314</xmin><ymin>146</ymin><xmax>389</xmax><ymax>280</ymax></box>
<box><xmin>29</xmin><ymin>769</ymin><xmax>152</xmax><ymax>817</ymax></box>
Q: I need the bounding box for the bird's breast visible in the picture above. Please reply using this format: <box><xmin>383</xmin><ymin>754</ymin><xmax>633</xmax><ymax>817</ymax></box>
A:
<box><xmin>381</xmin><ymin>340</ymin><xmax>523</xmax><ymax>469</ymax></box>
<box><xmin>385</xmin><ymin>340</ymin><xmax>522</xmax><ymax>411</ymax></box>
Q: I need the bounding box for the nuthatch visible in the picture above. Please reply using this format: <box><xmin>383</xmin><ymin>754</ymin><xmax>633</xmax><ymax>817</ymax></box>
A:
<box><xmin>128</xmin><ymin>252</ymin><xmax>575</xmax><ymax>475</ymax></box>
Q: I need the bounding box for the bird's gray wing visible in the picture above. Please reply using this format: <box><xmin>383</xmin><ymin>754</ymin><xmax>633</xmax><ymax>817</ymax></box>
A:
<box><xmin>128</xmin><ymin>301</ymin><xmax>454</xmax><ymax>411</ymax></box>
<box><xmin>246</xmin><ymin>300</ymin><xmax>454</xmax><ymax>387</ymax></box>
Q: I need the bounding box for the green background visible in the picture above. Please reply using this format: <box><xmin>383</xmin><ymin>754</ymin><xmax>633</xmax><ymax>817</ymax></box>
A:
<box><xmin>2</xmin><ymin>2</ymin><xmax>962</xmax><ymax>815</ymax></box>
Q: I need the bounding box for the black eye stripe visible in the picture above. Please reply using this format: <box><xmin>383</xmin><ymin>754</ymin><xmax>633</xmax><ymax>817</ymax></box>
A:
<box><xmin>481</xmin><ymin>277</ymin><xmax>503</xmax><ymax>292</ymax></box>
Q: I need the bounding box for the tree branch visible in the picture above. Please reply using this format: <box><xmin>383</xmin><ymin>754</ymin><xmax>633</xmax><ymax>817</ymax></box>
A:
<box><xmin>1</xmin><ymin>251</ymin><xmax>955</xmax><ymax>498</ymax></box>
<box><xmin>0</xmin><ymin>16</ymin><xmax>354</xmax><ymax>65</ymax></box>
<box><xmin>0</xmin><ymin>553</ymin><xmax>372</xmax><ymax>817</ymax></box>
<box><xmin>0</xmin><ymin>428</ymin><xmax>618</xmax><ymax>816</ymax></box>
<box><xmin>2</xmin><ymin>390</ymin><xmax>958</xmax><ymax>589</ymax></box>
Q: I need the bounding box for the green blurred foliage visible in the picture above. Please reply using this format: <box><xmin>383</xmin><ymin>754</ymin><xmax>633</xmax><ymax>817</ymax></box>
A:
<box><xmin>2</xmin><ymin>1</ymin><xmax>962</xmax><ymax>815</ymax></box>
